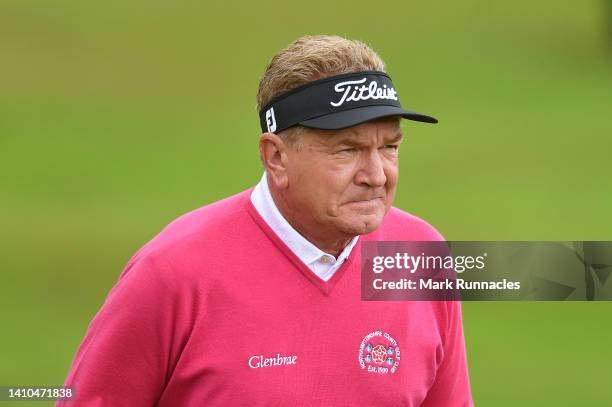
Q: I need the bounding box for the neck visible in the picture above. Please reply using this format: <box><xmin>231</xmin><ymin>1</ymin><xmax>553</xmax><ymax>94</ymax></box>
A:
<box><xmin>268</xmin><ymin>185</ymin><xmax>353</xmax><ymax>258</ymax></box>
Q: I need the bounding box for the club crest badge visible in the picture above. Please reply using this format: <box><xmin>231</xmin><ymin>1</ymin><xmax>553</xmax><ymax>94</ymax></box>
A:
<box><xmin>358</xmin><ymin>331</ymin><xmax>400</xmax><ymax>374</ymax></box>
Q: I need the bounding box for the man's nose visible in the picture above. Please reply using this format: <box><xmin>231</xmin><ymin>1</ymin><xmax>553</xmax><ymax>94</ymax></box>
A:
<box><xmin>354</xmin><ymin>149</ymin><xmax>387</xmax><ymax>187</ymax></box>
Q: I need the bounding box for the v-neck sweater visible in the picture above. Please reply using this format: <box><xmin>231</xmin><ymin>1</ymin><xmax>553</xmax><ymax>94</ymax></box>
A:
<box><xmin>58</xmin><ymin>188</ymin><xmax>473</xmax><ymax>407</ymax></box>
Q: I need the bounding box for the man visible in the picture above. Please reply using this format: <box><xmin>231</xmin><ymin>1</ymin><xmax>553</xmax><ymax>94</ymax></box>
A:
<box><xmin>59</xmin><ymin>35</ymin><xmax>473</xmax><ymax>406</ymax></box>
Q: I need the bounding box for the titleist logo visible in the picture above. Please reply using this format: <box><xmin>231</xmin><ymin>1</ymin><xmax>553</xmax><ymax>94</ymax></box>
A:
<box><xmin>330</xmin><ymin>77</ymin><xmax>398</xmax><ymax>107</ymax></box>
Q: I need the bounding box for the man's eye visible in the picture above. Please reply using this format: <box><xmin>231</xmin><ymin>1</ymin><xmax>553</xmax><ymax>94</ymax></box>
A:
<box><xmin>338</xmin><ymin>148</ymin><xmax>357</xmax><ymax>153</ymax></box>
<box><xmin>384</xmin><ymin>145</ymin><xmax>399</xmax><ymax>151</ymax></box>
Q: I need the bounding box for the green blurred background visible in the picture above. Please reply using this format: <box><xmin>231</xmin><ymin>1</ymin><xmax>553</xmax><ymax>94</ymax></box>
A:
<box><xmin>1</xmin><ymin>0</ymin><xmax>611</xmax><ymax>405</ymax></box>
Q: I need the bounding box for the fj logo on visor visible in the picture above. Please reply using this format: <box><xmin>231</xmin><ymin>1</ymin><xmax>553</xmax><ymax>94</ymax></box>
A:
<box><xmin>265</xmin><ymin>107</ymin><xmax>277</xmax><ymax>133</ymax></box>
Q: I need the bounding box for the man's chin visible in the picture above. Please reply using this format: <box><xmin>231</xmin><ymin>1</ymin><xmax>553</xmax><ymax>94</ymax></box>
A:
<box><xmin>340</xmin><ymin>215</ymin><xmax>384</xmax><ymax>236</ymax></box>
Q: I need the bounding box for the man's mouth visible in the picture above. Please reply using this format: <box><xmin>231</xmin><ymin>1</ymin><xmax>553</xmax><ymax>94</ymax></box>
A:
<box><xmin>347</xmin><ymin>197</ymin><xmax>384</xmax><ymax>204</ymax></box>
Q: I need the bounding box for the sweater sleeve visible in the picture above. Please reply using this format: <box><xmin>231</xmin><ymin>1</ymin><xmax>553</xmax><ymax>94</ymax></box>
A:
<box><xmin>56</xmin><ymin>252</ymin><xmax>195</xmax><ymax>407</ymax></box>
<box><xmin>420</xmin><ymin>300</ymin><xmax>474</xmax><ymax>407</ymax></box>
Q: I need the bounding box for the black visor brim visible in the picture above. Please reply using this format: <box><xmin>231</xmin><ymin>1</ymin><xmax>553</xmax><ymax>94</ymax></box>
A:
<box><xmin>298</xmin><ymin>105</ymin><xmax>438</xmax><ymax>131</ymax></box>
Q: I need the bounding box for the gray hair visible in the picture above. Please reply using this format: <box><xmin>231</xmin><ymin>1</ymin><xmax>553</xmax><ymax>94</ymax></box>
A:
<box><xmin>256</xmin><ymin>35</ymin><xmax>386</xmax><ymax>148</ymax></box>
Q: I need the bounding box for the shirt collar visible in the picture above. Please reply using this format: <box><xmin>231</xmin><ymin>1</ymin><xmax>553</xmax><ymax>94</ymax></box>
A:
<box><xmin>250</xmin><ymin>172</ymin><xmax>359</xmax><ymax>267</ymax></box>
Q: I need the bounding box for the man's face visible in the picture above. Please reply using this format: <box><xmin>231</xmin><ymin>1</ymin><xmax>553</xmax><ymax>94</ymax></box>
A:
<box><xmin>283</xmin><ymin>117</ymin><xmax>402</xmax><ymax>238</ymax></box>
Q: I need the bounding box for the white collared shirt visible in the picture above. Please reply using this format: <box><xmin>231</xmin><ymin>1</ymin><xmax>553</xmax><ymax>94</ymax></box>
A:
<box><xmin>250</xmin><ymin>172</ymin><xmax>359</xmax><ymax>282</ymax></box>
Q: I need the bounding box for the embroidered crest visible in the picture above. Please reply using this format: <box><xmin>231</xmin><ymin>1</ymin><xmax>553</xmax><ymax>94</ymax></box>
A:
<box><xmin>358</xmin><ymin>331</ymin><xmax>400</xmax><ymax>374</ymax></box>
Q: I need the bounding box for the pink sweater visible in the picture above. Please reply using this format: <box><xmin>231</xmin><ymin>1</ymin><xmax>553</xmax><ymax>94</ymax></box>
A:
<box><xmin>58</xmin><ymin>188</ymin><xmax>473</xmax><ymax>406</ymax></box>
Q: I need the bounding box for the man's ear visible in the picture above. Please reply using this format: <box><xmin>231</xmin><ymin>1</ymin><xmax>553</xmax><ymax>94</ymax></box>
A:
<box><xmin>259</xmin><ymin>132</ymin><xmax>290</xmax><ymax>189</ymax></box>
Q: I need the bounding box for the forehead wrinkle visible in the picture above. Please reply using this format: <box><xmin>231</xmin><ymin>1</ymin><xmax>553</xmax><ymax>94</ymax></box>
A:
<box><xmin>334</xmin><ymin>125</ymin><xmax>403</xmax><ymax>146</ymax></box>
<box><xmin>310</xmin><ymin>119</ymin><xmax>403</xmax><ymax>148</ymax></box>
<box><xmin>330</xmin><ymin>125</ymin><xmax>378</xmax><ymax>146</ymax></box>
